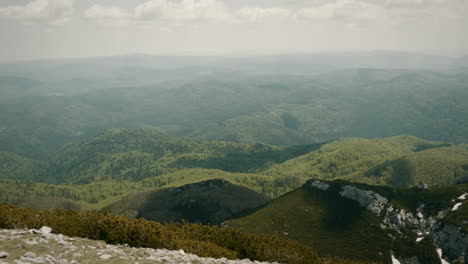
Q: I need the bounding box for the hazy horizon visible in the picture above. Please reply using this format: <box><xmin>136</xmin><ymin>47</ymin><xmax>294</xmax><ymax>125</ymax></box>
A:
<box><xmin>1</xmin><ymin>0</ymin><xmax>467</xmax><ymax>62</ymax></box>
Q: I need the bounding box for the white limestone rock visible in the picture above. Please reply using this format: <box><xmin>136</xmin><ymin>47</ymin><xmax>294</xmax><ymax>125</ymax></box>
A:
<box><xmin>310</xmin><ymin>180</ymin><xmax>329</xmax><ymax>191</ymax></box>
<box><xmin>339</xmin><ymin>185</ymin><xmax>388</xmax><ymax>214</ymax></box>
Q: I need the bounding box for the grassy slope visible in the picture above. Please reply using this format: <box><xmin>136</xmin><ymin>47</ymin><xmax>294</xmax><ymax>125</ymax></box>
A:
<box><xmin>367</xmin><ymin>146</ymin><xmax>468</xmax><ymax>188</ymax></box>
<box><xmin>262</xmin><ymin>135</ymin><xmax>449</xmax><ymax>187</ymax></box>
<box><xmin>103</xmin><ymin>179</ymin><xmax>269</xmax><ymax>224</ymax></box>
<box><xmin>227</xmin><ymin>180</ymin><xmax>467</xmax><ymax>263</ymax></box>
<box><xmin>226</xmin><ymin>185</ymin><xmax>392</xmax><ymax>263</ymax></box>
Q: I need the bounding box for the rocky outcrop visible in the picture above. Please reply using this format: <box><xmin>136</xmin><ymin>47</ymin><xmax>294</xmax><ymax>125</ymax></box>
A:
<box><xmin>0</xmin><ymin>227</ymin><xmax>279</xmax><ymax>264</ymax></box>
<box><xmin>339</xmin><ymin>185</ymin><xmax>388</xmax><ymax>214</ymax></box>
<box><xmin>307</xmin><ymin>180</ymin><xmax>467</xmax><ymax>263</ymax></box>
<box><xmin>309</xmin><ymin>180</ymin><xmax>329</xmax><ymax>191</ymax></box>
<box><xmin>340</xmin><ymin>185</ymin><xmax>466</xmax><ymax>264</ymax></box>
<box><xmin>381</xmin><ymin>204</ymin><xmax>441</xmax><ymax>235</ymax></box>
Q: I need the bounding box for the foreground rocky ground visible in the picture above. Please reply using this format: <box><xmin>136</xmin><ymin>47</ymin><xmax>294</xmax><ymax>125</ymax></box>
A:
<box><xmin>0</xmin><ymin>227</ymin><xmax>279</xmax><ymax>264</ymax></box>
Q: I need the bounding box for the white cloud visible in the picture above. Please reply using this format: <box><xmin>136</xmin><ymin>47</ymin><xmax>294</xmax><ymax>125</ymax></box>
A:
<box><xmin>134</xmin><ymin>0</ymin><xmax>233</xmax><ymax>22</ymax></box>
<box><xmin>0</xmin><ymin>0</ymin><xmax>73</xmax><ymax>25</ymax></box>
<box><xmin>79</xmin><ymin>0</ymin><xmax>468</xmax><ymax>31</ymax></box>
<box><xmin>295</xmin><ymin>0</ymin><xmax>384</xmax><ymax>22</ymax></box>
<box><xmin>84</xmin><ymin>5</ymin><xmax>130</xmax><ymax>20</ymax></box>
<box><xmin>235</xmin><ymin>7</ymin><xmax>290</xmax><ymax>22</ymax></box>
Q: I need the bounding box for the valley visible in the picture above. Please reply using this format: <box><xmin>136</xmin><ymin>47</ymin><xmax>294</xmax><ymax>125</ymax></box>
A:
<box><xmin>1</xmin><ymin>53</ymin><xmax>467</xmax><ymax>264</ymax></box>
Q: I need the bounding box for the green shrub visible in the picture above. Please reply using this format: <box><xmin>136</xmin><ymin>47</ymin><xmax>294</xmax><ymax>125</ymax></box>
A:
<box><xmin>0</xmin><ymin>203</ymin><xmax>331</xmax><ymax>264</ymax></box>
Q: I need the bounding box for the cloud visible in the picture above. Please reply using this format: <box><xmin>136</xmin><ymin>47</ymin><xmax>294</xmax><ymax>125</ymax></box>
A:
<box><xmin>80</xmin><ymin>0</ymin><xmax>468</xmax><ymax>30</ymax></box>
<box><xmin>84</xmin><ymin>5</ymin><xmax>131</xmax><ymax>20</ymax></box>
<box><xmin>235</xmin><ymin>7</ymin><xmax>290</xmax><ymax>22</ymax></box>
<box><xmin>0</xmin><ymin>0</ymin><xmax>73</xmax><ymax>25</ymax></box>
<box><xmin>295</xmin><ymin>0</ymin><xmax>384</xmax><ymax>22</ymax></box>
<box><xmin>134</xmin><ymin>0</ymin><xmax>233</xmax><ymax>22</ymax></box>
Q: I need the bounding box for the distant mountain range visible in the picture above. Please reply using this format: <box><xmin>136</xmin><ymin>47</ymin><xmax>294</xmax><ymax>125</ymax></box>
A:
<box><xmin>0</xmin><ymin>58</ymin><xmax>467</xmax><ymax>158</ymax></box>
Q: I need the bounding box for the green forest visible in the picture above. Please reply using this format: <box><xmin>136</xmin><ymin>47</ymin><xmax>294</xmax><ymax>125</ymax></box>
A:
<box><xmin>0</xmin><ymin>54</ymin><xmax>467</xmax><ymax>264</ymax></box>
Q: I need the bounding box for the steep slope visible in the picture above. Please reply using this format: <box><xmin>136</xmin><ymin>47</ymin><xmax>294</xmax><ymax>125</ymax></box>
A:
<box><xmin>104</xmin><ymin>179</ymin><xmax>268</xmax><ymax>224</ymax></box>
<box><xmin>227</xmin><ymin>180</ymin><xmax>468</xmax><ymax>264</ymax></box>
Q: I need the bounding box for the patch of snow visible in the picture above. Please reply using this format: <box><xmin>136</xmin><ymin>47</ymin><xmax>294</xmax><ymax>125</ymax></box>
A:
<box><xmin>0</xmin><ymin>252</ymin><xmax>8</xmax><ymax>258</ymax></box>
<box><xmin>451</xmin><ymin>202</ymin><xmax>462</xmax><ymax>211</ymax></box>
<box><xmin>436</xmin><ymin>248</ymin><xmax>450</xmax><ymax>264</ymax></box>
<box><xmin>391</xmin><ymin>255</ymin><xmax>401</xmax><ymax>264</ymax></box>
<box><xmin>416</xmin><ymin>237</ymin><xmax>423</xmax><ymax>242</ymax></box>
<box><xmin>458</xmin><ymin>193</ymin><xmax>467</xmax><ymax>200</ymax></box>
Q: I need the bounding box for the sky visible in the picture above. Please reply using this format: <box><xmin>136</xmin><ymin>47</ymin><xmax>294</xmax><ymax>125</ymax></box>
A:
<box><xmin>0</xmin><ymin>0</ymin><xmax>467</xmax><ymax>61</ymax></box>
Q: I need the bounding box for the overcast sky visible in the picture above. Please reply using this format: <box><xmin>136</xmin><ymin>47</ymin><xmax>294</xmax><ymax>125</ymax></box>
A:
<box><xmin>0</xmin><ymin>0</ymin><xmax>467</xmax><ymax>61</ymax></box>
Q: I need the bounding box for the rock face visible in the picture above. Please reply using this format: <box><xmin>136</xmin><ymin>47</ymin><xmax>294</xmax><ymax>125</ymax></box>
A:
<box><xmin>0</xmin><ymin>227</ymin><xmax>279</xmax><ymax>264</ymax></box>
<box><xmin>339</xmin><ymin>185</ymin><xmax>388</xmax><ymax>214</ymax></box>
<box><xmin>432</xmin><ymin>224</ymin><xmax>468</xmax><ymax>262</ymax></box>
<box><xmin>381</xmin><ymin>204</ymin><xmax>440</xmax><ymax>234</ymax></box>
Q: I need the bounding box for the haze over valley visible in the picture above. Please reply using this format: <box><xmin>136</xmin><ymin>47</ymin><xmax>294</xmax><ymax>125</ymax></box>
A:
<box><xmin>0</xmin><ymin>1</ymin><xmax>467</xmax><ymax>264</ymax></box>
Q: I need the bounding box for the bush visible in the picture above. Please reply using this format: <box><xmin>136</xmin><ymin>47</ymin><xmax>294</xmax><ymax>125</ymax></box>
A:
<box><xmin>0</xmin><ymin>203</ymin><xmax>327</xmax><ymax>263</ymax></box>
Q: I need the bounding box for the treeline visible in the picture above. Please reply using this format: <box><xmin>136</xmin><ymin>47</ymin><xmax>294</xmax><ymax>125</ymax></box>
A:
<box><xmin>0</xmin><ymin>203</ymin><xmax>368</xmax><ymax>264</ymax></box>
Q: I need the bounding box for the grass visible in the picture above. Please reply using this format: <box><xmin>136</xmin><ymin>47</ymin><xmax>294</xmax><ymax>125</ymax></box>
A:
<box><xmin>103</xmin><ymin>179</ymin><xmax>269</xmax><ymax>224</ymax></box>
<box><xmin>227</xmin><ymin>186</ymin><xmax>392</xmax><ymax>263</ymax></box>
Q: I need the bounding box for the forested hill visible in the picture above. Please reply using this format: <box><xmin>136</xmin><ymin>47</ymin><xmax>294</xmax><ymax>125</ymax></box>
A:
<box><xmin>0</xmin><ymin>129</ymin><xmax>467</xmax><ymax>209</ymax></box>
<box><xmin>0</xmin><ymin>66</ymin><xmax>467</xmax><ymax>159</ymax></box>
<box><xmin>43</xmin><ymin>128</ymin><xmax>321</xmax><ymax>185</ymax></box>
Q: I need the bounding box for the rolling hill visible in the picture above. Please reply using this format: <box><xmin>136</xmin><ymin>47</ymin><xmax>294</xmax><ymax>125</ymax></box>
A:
<box><xmin>1</xmin><ymin>66</ymin><xmax>467</xmax><ymax>159</ymax></box>
<box><xmin>43</xmin><ymin>128</ymin><xmax>319</xmax><ymax>185</ymax></box>
<box><xmin>1</xmin><ymin>130</ymin><xmax>466</xmax><ymax>209</ymax></box>
<box><xmin>262</xmin><ymin>135</ymin><xmax>459</xmax><ymax>187</ymax></box>
<box><xmin>103</xmin><ymin>179</ymin><xmax>268</xmax><ymax>224</ymax></box>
